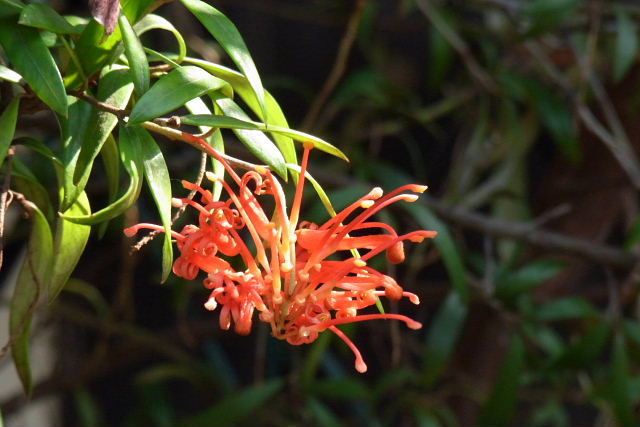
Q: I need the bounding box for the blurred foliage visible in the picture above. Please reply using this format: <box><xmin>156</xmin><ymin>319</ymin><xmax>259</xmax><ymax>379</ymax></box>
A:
<box><xmin>1</xmin><ymin>0</ymin><xmax>640</xmax><ymax>426</ymax></box>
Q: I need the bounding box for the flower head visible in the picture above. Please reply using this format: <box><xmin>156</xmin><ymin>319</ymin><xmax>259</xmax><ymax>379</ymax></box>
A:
<box><xmin>125</xmin><ymin>137</ymin><xmax>436</xmax><ymax>372</ymax></box>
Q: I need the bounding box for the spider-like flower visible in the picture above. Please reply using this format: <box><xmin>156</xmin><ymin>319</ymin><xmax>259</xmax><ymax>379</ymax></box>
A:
<box><xmin>125</xmin><ymin>136</ymin><xmax>437</xmax><ymax>372</ymax></box>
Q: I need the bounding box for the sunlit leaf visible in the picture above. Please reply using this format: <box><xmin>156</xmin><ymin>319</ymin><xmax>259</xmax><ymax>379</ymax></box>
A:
<box><xmin>134</xmin><ymin>14</ymin><xmax>186</xmax><ymax>63</ymax></box>
<box><xmin>181</xmin><ymin>57</ymin><xmax>296</xmax><ymax>165</ymax></box>
<box><xmin>180</xmin><ymin>0</ymin><xmax>266</xmax><ymax>117</ymax></box>
<box><xmin>212</xmin><ymin>97</ymin><xmax>287</xmax><ymax>177</ymax></box>
<box><xmin>19</xmin><ymin>3</ymin><xmax>76</xmax><ymax>34</ymax></box>
<box><xmin>128</xmin><ymin>66</ymin><xmax>231</xmax><ymax>124</ymax></box>
<box><xmin>119</xmin><ymin>14</ymin><xmax>149</xmax><ymax>96</ymax></box>
<box><xmin>138</xmin><ymin>127</ymin><xmax>173</xmax><ymax>282</ymax></box>
<box><xmin>65</xmin><ymin>19</ymin><xmax>121</xmax><ymax>89</ymax></box>
<box><xmin>0</xmin><ymin>64</ymin><xmax>22</xmax><ymax>83</ymax></box>
<box><xmin>181</xmin><ymin>113</ymin><xmax>347</xmax><ymax>161</ymax></box>
<box><xmin>120</xmin><ymin>0</ymin><xmax>155</xmax><ymax>24</ymax></box>
<box><xmin>0</xmin><ymin>19</ymin><xmax>67</xmax><ymax>115</ymax></box>
<box><xmin>61</xmin><ymin>124</ymin><xmax>143</xmax><ymax>225</ymax></box>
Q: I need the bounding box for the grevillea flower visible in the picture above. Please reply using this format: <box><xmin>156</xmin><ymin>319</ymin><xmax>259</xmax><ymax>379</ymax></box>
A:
<box><xmin>125</xmin><ymin>136</ymin><xmax>437</xmax><ymax>372</ymax></box>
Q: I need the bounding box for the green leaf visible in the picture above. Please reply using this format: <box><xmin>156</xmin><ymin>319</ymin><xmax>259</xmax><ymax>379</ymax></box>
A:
<box><xmin>180</xmin><ymin>379</ymin><xmax>283</xmax><ymax>427</ymax></box>
<box><xmin>0</xmin><ymin>0</ymin><xmax>22</xmax><ymax>18</ymax></box>
<box><xmin>180</xmin><ymin>0</ymin><xmax>266</xmax><ymax>117</ymax></box>
<box><xmin>182</xmin><ymin>57</ymin><xmax>296</xmax><ymax>166</ymax></box>
<box><xmin>134</xmin><ymin>14</ymin><xmax>186</xmax><ymax>64</ymax></box>
<box><xmin>477</xmin><ymin>334</ymin><xmax>525</xmax><ymax>427</ymax></box>
<box><xmin>49</xmin><ymin>191</ymin><xmax>91</xmax><ymax>301</ymax></box>
<box><xmin>19</xmin><ymin>3</ymin><xmax>76</xmax><ymax>34</ymax></box>
<box><xmin>0</xmin><ymin>19</ymin><xmax>67</xmax><ymax>115</ymax></box>
<box><xmin>535</xmin><ymin>297</ymin><xmax>598</xmax><ymax>322</ymax></box>
<box><xmin>495</xmin><ymin>259</ymin><xmax>565</xmax><ymax>300</ymax></box>
<box><xmin>306</xmin><ymin>397</ymin><xmax>344</xmax><ymax>427</ymax></box>
<box><xmin>119</xmin><ymin>14</ymin><xmax>149</xmax><ymax>96</ymax></box>
<box><xmin>97</xmin><ymin>134</ymin><xmax>120</xmax><ymax>237</ymax></box>
<box><xmin>181</xmin><ymin>114</ymin><xmax>347</xmax><ymax>161</ymax></box>
<box><xmin>523</xmin><ymin>0</ymin><xmax>579</xmax><ymax>38</ymax></box>
<box><xmin>607</xmin><ymin>334</ymin><xmax>635</xmax><ymax>426</ymax></box>
<box><xmin>69</xmin><ymin>67</ymin><xmax>134</xmax><ymax>207</ymax></box>
<box><xmin>554</xmin><ymin>321</ymin><xmax>610</xmax><ymax>369</ymax></box>
<box><xmin>212</xmin><ymin>97</ymin><xmax>287</xmax><ymax>178</ymax></box>
<box><xmin>65</xmin><ymin>19</ymin><xmax>121</xmax><ymax>89</ymax></box>
<box><xmin>61</xmin><ymin>124</ymin><xmax>143</xmax><ymax>225</ymax></box>
<box><xmin>10</xmin><ymin>204</ymin><xmax>53</xmax><ymax>394</ymax></box>
<box><xmin>138</xmin><ymin>128</ymin><xmax>173</xmax><ymax>282</ymax></box>
<box><xmin>121</xmin><ymin>0</ymin><xmax>155</xmax><ymax>24</ymax></box>
<box><xmin>405</xmin><ymin>202</ymin><xmax>469</xmax><ymax>301</ymax></box>
<box><xmin>0</xmin><ymin>64</ymin><xmax>22</xmax><ymax>83</ymax></box>
<box><xmin>422</xmin><ymin>292</ymin><xmax>467</xmax><ymax>385</ymax></box>
<box><xmin>0</xmin><ymin>97</ymin><xmax>20</xmax><ymax>168</ymax></box>
<box><xmin>128</xmin><ymin>66</ymin><xmax>231</xmax><ymax>124</ymax></box>
<box><xmin>614</xmin><ymin>10</ymin><xmax>638</xmax><ymax>82</ymax></box>
<box><xmin>11</xmin><ymin>159</ymin><xmax>55</xmax><ymax>221</ymax></box>
<box><xmin>60</xmin><ymin>96</ymin><xmax>93</xmax><ymax>210</ymax></box>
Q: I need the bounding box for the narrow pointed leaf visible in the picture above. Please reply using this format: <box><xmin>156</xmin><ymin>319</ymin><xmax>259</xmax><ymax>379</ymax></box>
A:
<box><xmin>10</xmin><ymin>204</ymin><xmax>53</xmax><ymax>394</ymax></box>
<box><xmin>0</xmin><ymin>0</ymin><xmax>23</xmax><ymax>18</ymax></box>
<box><xmin>0</xmin><ymin>97</ymin><xmax>20</xmax><ymax>168</ymax></box>
<box><xmin>181</xmin><ymin>113</ymin><xmax>347</xmax><ymax>161</ymax></box>
<box><xmin>138</xmin><ymin>127</ymin><xmax>173</xmax><ymax>282</ymax></box>
<box><xmin>180</xmin><ymin>379</ymin><xmax>283</xmax><ymax>426</ymax></box>
<box><xmin>614</xmin><ymin>10</ymin><xmax>638</xmax><ymax>82</ymax></box>
<box><xmin>74</xmin><ymin>69</ymin><xmax>135</xmax><ymax>181</ymax></box>
<box><xmin>119</xmin><ymin>14</ymin><xmax>149</xmax><ymax>96</ymax></box>
<box><xmin>182</xmin><ymin>57</ymin><xmax>296</xmax><ymax>165</ymax></box>
<box><xmin>62</xmin><ymin>125</ymin><xmax>143</xmax><ymax>225</ymax></box>
<box><xmin>49</xmin><ymin>191</ymin><xmax>91</xmax><ymax>301</ymax></box>
<box><xmin>180</xmin><ymin>0</ymin><xmax>266</xmax><ymax>117</ymax></box>
<box><xmin>121</xmin><ymin>0</ymin><xmax>155</xmax><ymax>24</ymax></box>
<box><xmin>134</xmin><ymin>14</ymin><xmax>186</xmax><ymax>63</ymax></box>
<box><xmin>19</xmin><ymin>3</ymin><xmax>76</xmax><ymax>34</ymax></box>
<box><xmin>213</xmin><ymin>97</ymin><xmax>286</xmax><ymax>177</ymax></box>
<box><xmin>65</xmin><ymin>19</ymin><xmax>121</xmax><ymax>89</ymax></box>
<box><xmin>0</xmin><ymin>64</ymin><xmax>22</xmax><ymax>83</ymax></box>
<box><xmin>0</xmin><ymin>19</ymin><xmax>67</xmax><ymax>115</ymax></box>
<box><xmin>422</xmin><ymin>292</ymin><xmax>467</xmax><ymax>385</ymax></box>
<box><xmin>129</xmin><ymin>66</ymin><xmax>230</xmax><ymax>124</ymax></box>
<box><xmin>477</xmin><ymin>334</ymin><xmax>525</xmax><ymax>427</ymax></box>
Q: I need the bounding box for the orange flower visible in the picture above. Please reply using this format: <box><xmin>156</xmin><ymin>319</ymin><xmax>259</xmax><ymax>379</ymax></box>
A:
<box><xmin>125</xmin><ymin>136</ymin><xmax>437</xmax><ymax>372</ymax></box>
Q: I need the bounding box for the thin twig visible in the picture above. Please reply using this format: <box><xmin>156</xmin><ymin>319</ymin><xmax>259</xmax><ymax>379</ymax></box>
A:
<box><xmin>415</xmin><ymin>0</ymin><xmax>498</xmax><ymax>93</ymax></box>
<box><xmin>301</xmin><ymin>0</ymin><xmax>367</xmax><ymax>131</ymax></box>
<box><xmin>69</xmin><ymin>90</ymin><xmax>129</xmax><ymax>120</ymax></box>
<box><xmin>424</xmin><ymin>196</ymin><xmax>639</xmax><ymax>269</ymax></box>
